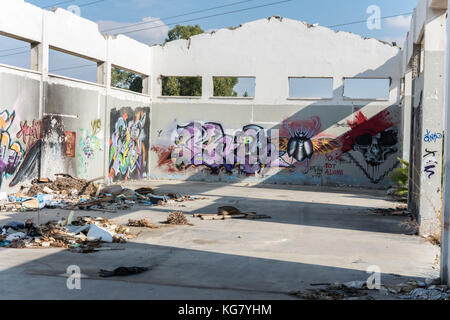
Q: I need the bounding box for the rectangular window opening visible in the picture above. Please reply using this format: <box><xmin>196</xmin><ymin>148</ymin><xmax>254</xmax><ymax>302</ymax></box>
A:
<box><xmin>111</xmin><ymin>66</ymin><xmax>144</xmax><ymax>93</ymax></box>
<box><xmin>0</xmin><ymin>35</ymin><xmax>31</xmax><ymax>69</ymax></box>
<box><xmin>288</xmin><ymin>77</ymin><xmax>333</xmax><ymax>99</ymax></box>
<box><xmin>213</xmin><ymin>76</ymin><xmax>255</xmax><ymax>98</ymax></box>
<box><xmin>49</xmin><ymin>48</ymin><xmax>97</xmax><ymax>83</ymax></box>
<box><xmin>161</xmin><ymin>76</ymin><xmax>202</xmax><ymax>97</ymax></box>
<box><xmin>343</xmin><ymin>78</ymin><xmax>390</xmax><ymax>100</ymax></box>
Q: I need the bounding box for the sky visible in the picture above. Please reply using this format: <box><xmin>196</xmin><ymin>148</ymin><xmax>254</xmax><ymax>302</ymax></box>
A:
<box><xmin>0</xmin><ymin>0</ymin><xmax>418</xmax><ymax>82</ymax></box>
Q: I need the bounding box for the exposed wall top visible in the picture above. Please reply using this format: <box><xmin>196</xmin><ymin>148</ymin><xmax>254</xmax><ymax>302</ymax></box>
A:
<box><xmin>152</xmin><ymin>17</ymin><xmax>402</xmax><ymax>105</ymax></box>
<box><xmin>0</xmin><ymin>0</ymin><xmax>151</xmax><ymax>75</ymax></box>
<box><xmin>402</xmin><ymin>0</ymin><xmax>447</xmax><ymax>73</ymax></box>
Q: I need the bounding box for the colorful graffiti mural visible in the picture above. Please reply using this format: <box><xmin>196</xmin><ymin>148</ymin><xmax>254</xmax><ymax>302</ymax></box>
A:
<box><xmin>77</xmin><ymin>119</ymin><xmax>103</xmax><ymax>177</ymax></box>
<box><xmin>152</xmin><ymin>118</ymin><xmax>340</xmax><ymax>175</ymax></box>
<box><xmin>109</xmin><ymin>107</ymin><xmax>150</xmax><ymax>182</ymax></box>
<box><xmin>341</xmin><ymin>110</ymin><xmax>399</xmax><ymax>184</ymax></box>
<box><xmin>10</xmin><ymin>118</ymin><xmax>42</xmax><ymax>187</ymax></box>
<box><xmin>152</xmin><ymin>109</ymin><xmax>400</xmax><ymax>184</ymax></box>
<box><xmin>0</xmin><ymin>110</ymin><xmax>24</xmax><ymax>187</ymax></box>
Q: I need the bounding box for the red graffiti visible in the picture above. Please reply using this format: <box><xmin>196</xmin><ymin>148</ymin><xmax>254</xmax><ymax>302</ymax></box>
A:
<box><xmin>151</xmin><ymin>145</ymin><xmax>177</xmax><ymax>173</ymax></box>
<box><xmin>16</xmin><ymin>119</ymin><xmax>41</xmax><ymax>148</ymax></box>
<box><xmin>339</xmin><ymin>110</ymin><xmax>394</xmax><ymax>154</ymax></box>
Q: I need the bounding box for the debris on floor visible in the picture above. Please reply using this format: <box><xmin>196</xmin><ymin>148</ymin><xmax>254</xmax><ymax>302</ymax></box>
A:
<box><xmin>194</xmin><ymin>206</ymin><xmax>271</xmax><ymax>220</ymax></box>
<box><xmin>99</xmin><ymin>266</ymin><xmax>150</xmax><ymax>278</ymax></box>
<box><xmin>369</xmin><ymin>205</ymin><xmax>408</xmax><ymax>216</ymax></box>
<box><xmin>165</xmin><ymin>211</ymin><xmax>192</xmax><ymax>225</ymax></box>
<box><xmin>128</xmin><ymin>218</ymin><xmax>159</xmax><ymax>229</ymax></box>
<box><xmin>290</xmin><ymin>278</ymin><xmax>450</xmax><ymax>300</ymax></box>
<box><xmin>289</xmin><ymin>282</ymin><xmax>372</xmax><ymax>300</ymax></box>
<box><xmin>0</xmin><ymin>213</ymin><xmax>137</xmax><ymax>251</ymax></box>
<box><xmin>0</xmin><ymin>176</ymin><xmax>204</xmax><ymax>213</ymax></box>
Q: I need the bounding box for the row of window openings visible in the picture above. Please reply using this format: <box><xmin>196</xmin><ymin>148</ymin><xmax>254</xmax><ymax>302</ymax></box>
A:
<box><xmin>0</xmin><ymin>36</ymin><xmax>146</xmax><ymax>93</ymax></box>
<box><xmin>0</xmin><ymin>36</ymin><xmax>390</xmax><ymax>99</ymax></box>
<box><xmin>160</xmin><ymin>76</ymin><xmax>391</xmax><ymax>100</ymax></box>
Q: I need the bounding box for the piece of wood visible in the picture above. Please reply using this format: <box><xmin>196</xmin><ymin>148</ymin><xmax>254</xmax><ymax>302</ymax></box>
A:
<box><xmin>243</xmin><ymin>214</ymin><xmax>271</xmax><ymax>220</ymax></box>
<box><xmin>200</xmin><ymin>214</ymin><xmax>224</xmax><ymax>220</ymax></box>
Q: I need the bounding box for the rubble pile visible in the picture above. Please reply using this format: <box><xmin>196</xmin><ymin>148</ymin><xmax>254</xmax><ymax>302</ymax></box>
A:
<box><xmin>289</xmin><ymin>282</ymin><xmax>371</xmax><ymax>300</ymax></box>
<box><xmin>289</xmin><ymin>278</ymin><xmax>450</xmax><ymax>300</ymax></box>
<box><xmin>0</xmin><ymin>176</ymin><xmax>203</xmax><ymax>213</ymax></box>
<box><xmin>0</xmin><ymin>213</ymin><xmax>137</xmax><ymax>252</ymax></box>
<box><xmin>27</xmin><ymin>174</ymin><xmax>97</xmax><ymax>197</ymax></box>
<box><xmin>165</xmin><ymin>211</ymin><xmax>191</xmax><ymax>225</ymax></box>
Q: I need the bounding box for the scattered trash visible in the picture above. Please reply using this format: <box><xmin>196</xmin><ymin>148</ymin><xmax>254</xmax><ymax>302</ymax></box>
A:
<box><xmin>194</xmin><ymin>206</ymin><xmax>271</xmax><ymax>220</ymax></box>
<box><xmin>98</xmin><ymin>266</ymin><xmax>149</xmax><ymax>278</ymax></box>
<box><xmin>289</xmin><ymin>282</ymin><xmax>370</xmax><ymax>300</ymax></box>
<box><xmin>290</xmin><ymin>278</ymin><xmax>450</xmax><ymax>300</ymax></box>
<box><xmin>128</xmin><ymin>218</ymin><xmax>159</xmax><ymax>229</ymax></box>
<box><xmin>86</xmin><ymin>224</ymin><xmax>114</xmax><ymax>243</ymax></box>
<box><xmin>369</xmin><ymin>205</ymin><xmax>408</xmax><ymax>216</ymax></box>
<box><xmin>0</xmin><ymin>214</ymin><xmax>138</xmax><ymax>252</ymax></box>
<box><xmin>0</xmin><ymin>180</ymin><xmax>205</xmax><ymax>213</ymax></box>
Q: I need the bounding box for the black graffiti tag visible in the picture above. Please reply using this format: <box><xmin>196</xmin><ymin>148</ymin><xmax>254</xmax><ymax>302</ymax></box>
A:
<box><xmin>423</xmin><ymin>148</ymin><xmax>438</xmax><ymax>179</ymax></box>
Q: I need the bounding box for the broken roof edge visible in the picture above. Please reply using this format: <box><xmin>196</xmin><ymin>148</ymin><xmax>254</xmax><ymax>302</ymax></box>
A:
<box><xmin>152</xmin><ymin>15</ymin><xmax>401</xmax><ymax>50</ymax></box>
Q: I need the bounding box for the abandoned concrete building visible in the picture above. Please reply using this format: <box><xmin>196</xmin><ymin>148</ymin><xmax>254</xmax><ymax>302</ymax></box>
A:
<box><xmin>0</xmin><ymin>0</ymin><xmax>446</xmax><ymax>238</ymax></box>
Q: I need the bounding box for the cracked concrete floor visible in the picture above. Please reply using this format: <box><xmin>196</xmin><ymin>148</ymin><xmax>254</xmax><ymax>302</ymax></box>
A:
<box><xmin>0</xmin><ymin>180</ymin><xmax>440</xmax><ymax>299</ymax></box>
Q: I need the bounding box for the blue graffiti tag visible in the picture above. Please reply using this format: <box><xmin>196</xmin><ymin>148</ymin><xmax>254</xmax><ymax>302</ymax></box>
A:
<box><xmin>424</xmin><ymin>130</ymin><xmax>443</xmax><ymax>143</ymax></box>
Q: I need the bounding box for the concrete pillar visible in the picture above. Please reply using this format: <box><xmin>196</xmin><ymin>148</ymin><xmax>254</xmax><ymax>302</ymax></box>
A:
<box><xmin>37</xmin><ymin>10</ymin><xmax>49</xmax><ymax>120</ymax></box>
<box><xmin>402</xmin><ymin>69</ymin><xmax>413</xmax><ymax>162</ymax></box>
<box><xmin>441</xmin><ymin>0</ymin><xmax>450</xmax><ymax>284</ymax></box>
<box><xmin>416</xmin><ymin>7</ymin><xmax>446</xmax><ymax>236</ymax></box>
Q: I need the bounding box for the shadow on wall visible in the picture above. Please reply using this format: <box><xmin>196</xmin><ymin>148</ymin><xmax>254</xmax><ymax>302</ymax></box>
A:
<box><xmin>150</xmin><ymin>55</ymin><xmax>402</xmax><ymax>190</ymax></box>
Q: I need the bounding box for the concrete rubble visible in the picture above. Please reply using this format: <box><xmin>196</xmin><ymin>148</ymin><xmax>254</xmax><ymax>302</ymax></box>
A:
<box><xmin>0</xmin><ymin>178</ymin><xmax>206</xmax><ymax>252</ymax></box>
<box><xmin>0</xmin><ymin>175</ymin><xmax>204</xmax><ymax>213</ymax></box>
<box><xmin>0</xmin><ymin>214</ymin><xmax>136</xmax><ymax>251</ymax></box>
<box><xmin>290</xmin><ymin>278</ymin><xmax>450</xmax><ymax>300</ymax></box>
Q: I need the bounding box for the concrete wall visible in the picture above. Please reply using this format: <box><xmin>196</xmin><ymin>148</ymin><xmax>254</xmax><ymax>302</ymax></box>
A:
<box><xmin>0</xmin><ymin>1</ymin><xmax>405</xmax><ymax>192</ymax></box>
<box><xmin>150</xmin><ymin>17</ymin><xmax>403</xmax><ymax>188</ymax></box>
<box><xmin>0</xmin><ymin>65</ymin><xmax>40</xmax><ymax>192</ymax></box>
<box><xmin>403</xmin><ymin>0</ymin><xmax>447</xmax><ymax>236</ymax></box>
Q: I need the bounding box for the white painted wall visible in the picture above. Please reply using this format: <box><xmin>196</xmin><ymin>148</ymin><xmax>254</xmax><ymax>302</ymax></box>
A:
<box><xmin>151</xmin><ymin>17</ymin><xmax>402</xmax><ymax>106</ymax></box>
<box><xmin>0</xmin><ymin>0</ymin><xmax>152</xmax><ymax>77</ymax></box>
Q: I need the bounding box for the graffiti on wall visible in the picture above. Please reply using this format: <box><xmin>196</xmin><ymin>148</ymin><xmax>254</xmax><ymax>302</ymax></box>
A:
<box><xmin>152</xmin><ymin>109</ymin><xmax>400</xmax><ymax>184</ymax></box>
<box><xmin>339</xmin><ymin>110</ymin><xmax>399</xmax><ymax>184</ymax></box>
<box><xmin>17</xmin><ymin>119</ymin><xmax>41</xmax><ymax>148</ymax></box>
<box><xmin>0</xmin><ymin>110</ymin><xmax>24</xmax><ymax>187</ymax></box>
<box><xmin>10</xmin><ymin>118</ymin><xmax>42</xmax><ymax>187</ymax></box>
<box><xmin>109</xmin><ymin>107</ymin><xmax>150</xmax><ymax>182</ymax></box>
<box><xmin>152</xmin><ymin>117</ymin><xmax>340</xmax><ymax>176</ymax></box>
<box><xmin>423</xmin><ymin>148</ymin><xmax>438</xmax><ymax>179</ymax></box>
<box><xmin>65</xmin><ymin>131</ymin><xmax>76</xmax><ymax>158</ymax></box>
<box><xmin>424</xmin><ymin>130</ymin><xmax>443</xmax><ymax>143</ymax></box>
<box><xmin>77</xmin><ymin>119</ymin><xmax>103</xmax><ymax>177</ymax></box>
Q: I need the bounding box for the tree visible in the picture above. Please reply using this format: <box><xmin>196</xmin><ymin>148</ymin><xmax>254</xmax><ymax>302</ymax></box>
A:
<box><xmin>165</xmin><ymin>24</ymin><xmax>204</xmax><ymax>42</ymax></box>
<box><xmin>162</xmin><ymin>25</ymin><xmax>238</xmax><ymax>97</ymax></box>
<box><xmin>111</xmin><ymin>67</ymin><xmax>142</xmax><ymax>93</ymax></box>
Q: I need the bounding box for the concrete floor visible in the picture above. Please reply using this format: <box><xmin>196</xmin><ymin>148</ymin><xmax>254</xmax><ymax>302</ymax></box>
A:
<box><xmin>0</xmin><ymin>180</ymin><xmax>440</xmax><ymax>299</ymax></box>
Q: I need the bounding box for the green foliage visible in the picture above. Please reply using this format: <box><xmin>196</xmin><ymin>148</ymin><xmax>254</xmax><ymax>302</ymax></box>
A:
<box><xmin>165</xmin><ymin>24</ymin><xmax>204</xmax><ymax>42</ymax></box>
<box><xmin>213</xmin><ymin>77</ymin><xmax>239</xmax><ymax>97</ymax></box>
<box><xmin>111</xmin><ymin>67</ymin><xmax>142</xmax><ymax>93</ymax></box>
<box><xmin>161</xmin><ymin>76</ymin><xmax>202</xmax><ymax>96</ymax></box>
<box><xmin>389</xmin><ymin>158</ymin><xmax>409</xmax><ymax>196</ymax></box>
